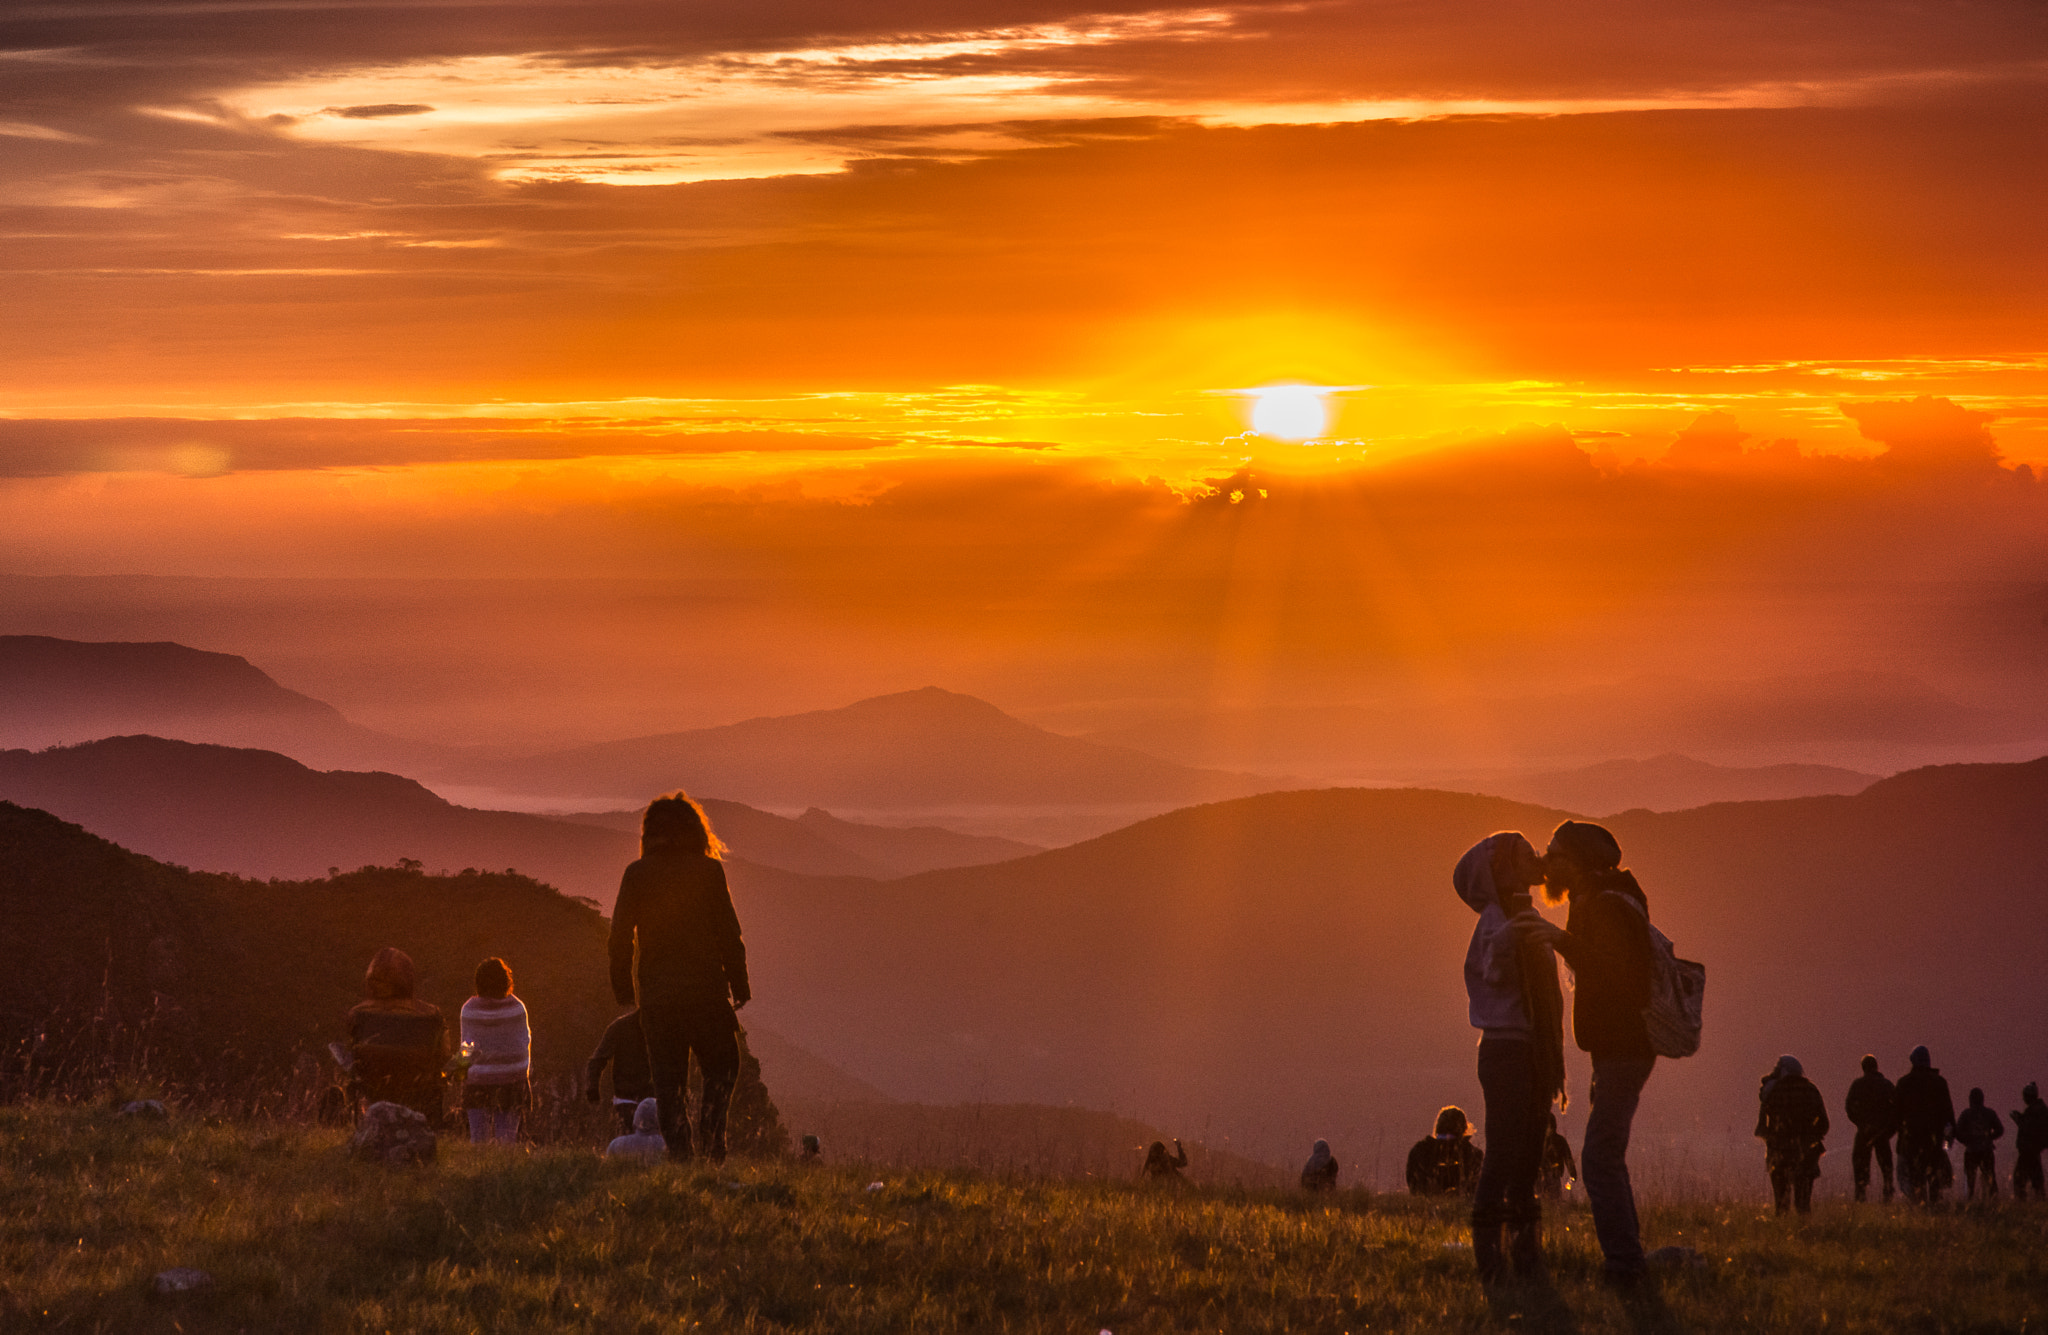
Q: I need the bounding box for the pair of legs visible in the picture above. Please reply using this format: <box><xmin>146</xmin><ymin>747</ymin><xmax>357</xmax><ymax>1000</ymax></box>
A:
<box><xmin>1851</xmin><ymin>1127</ymin><xmax>1894</xmax><ymax>1202</ymax></box>
<box><xmin>1472</xmin><ymin>1038</ymin><xmax>1549</xmax><ymax>1282</ymax></box>
<box><xmin>1768</xmin><ymin>1156</ymin><xmax>1817</xmax><ymax>1214</ymax></box>
<box><xmin>1583</xmin><ymin>1053</ymin><xmax>1655</xmax><ymax>1283</ymax></box>
<box><xmin>466</xmin><ymin>1108</ymin><xmax>521</xmax><ymax>1144</ymax></box>
<box><xmin>2013</xmin><ymin>1151</ymin><xmax>2045</xmax><ymax>1200</ymax></box>
<box><xmin>1898</xmin><ymin>1132</ymin><xmax>1948</xmax><ymax>1204</ymax></box>
<box><xmin>1964</xmin><ymin>1149</ymin><xmax>1999</xmax><ymax>1200</ymax></box>
<box><xmin>641</xmin><ymin>1001</ymin><xmax>741</xmax><ymax>1161</ymax></box>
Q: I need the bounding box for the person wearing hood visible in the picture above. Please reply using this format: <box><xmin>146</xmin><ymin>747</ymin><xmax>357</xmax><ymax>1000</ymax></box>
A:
<box><xmin>2010</xmin><ymin>1083</ymin><xmax>2048</xmax><ymax>1201</ymax></box>
<box><xmin>1516</xmin><ymin>820</ymin><xmax>1656</xmax><ymax>1290</ymax></box>
<box><xmin>1407</xmin><ymin>1106</ymin><xmax>1486</xmax><ymax>1197</ymax></box>
<box><xmin>1844</xmin><ymin>1054</ymin><xmax>1898</xmax><ymax>1203</ymax></box>
<box><xmin>344</xmin><ymin>946</ymin><xmax>448</xmax><ymax>1124</ymax></box>
<box><xmin>1301</xmin><ymin>1139</ymin><xmax>1339</xmax><ymax>1191</ymax></box>
<box><xmin>606</xmin><ymin>1098</ymin><xmax>667</xmax><ymax>1161</ymax></box>
<box><xmin>1895</xmin><ymin>1045</ymin><xmax>1956</xmax><ymax>1205</ymax></box>
<box><xmin>1453</xmin><ymin>831</ymin><xmax>1566</xmax><ymax>1283</ymax></box>
<box><xmin>1755</xmin><ymin>1056</ymin><xmax>1829</xmax><ymax>1214</ymax></box>
<box><xmin>1954</xmin><ymin>1088</ymin><xmax>2004</xmax><ymax>1201</ymax></box>
<box><xmin>609</xmin><ymin>792</ymin><xmax>751</xmax><ymax>1163</ymax></box>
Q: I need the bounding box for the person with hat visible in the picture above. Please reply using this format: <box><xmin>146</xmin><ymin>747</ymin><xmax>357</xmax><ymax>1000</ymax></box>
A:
<box><xmin>1756</xmin><ymin>1055</ymin><xmax>1829</xmax><ymax>1214</ymax></box>
<box><xmin>2010</xmin><ymin>1083</ymin><xmax>2048</xmax><ymax>1200</ymax></box>
<box><xmin>1894</xmin><ymin>1045</ymin><xmax>1956</xmax><ymax>1205</ymax></box>
<box><xmin>1515</xmin><ymin>820</ymin><xmax>1657</xmax><ymax>1290</ymax></box>
<box><xmin>1844</xmin><ymin>1054</ymin><xmax>1898</xmax><ymax>1203</ymax></box>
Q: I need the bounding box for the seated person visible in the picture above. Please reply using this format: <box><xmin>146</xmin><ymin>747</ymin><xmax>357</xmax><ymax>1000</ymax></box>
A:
<box><xmin>606</xmin><ymin>1098</ymin><xmax>667</xmax><ymax>1161</ymax></box>
<box><xmin>1140</xmin><ymin>1138</ymin><xmax>1189</xmax><ymax>1182</ymax></box>
<box><xmin>344</xmin><ymin>947</ymin><xmax>449</xmax><ymax>1124</ymax></box>
<box><xmin>1301</xmin><ymin>1138</ymin><xmax>1339</xmax><ymax>1191</ymax></box>
<box><xmin>1406</xmin><ymin>1105</ymin><xmax>1484</xmax><ymax>1196</ymax></box>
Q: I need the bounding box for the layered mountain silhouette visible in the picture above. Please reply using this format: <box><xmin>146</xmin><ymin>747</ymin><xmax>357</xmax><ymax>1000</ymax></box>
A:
<box><xmin>0</xmin><ymin>736</ymin><xmax>1038</xmax><ymax>901</ymax></box>
<box><xmin>0</xmin><ymin>799</ymin><xmax>858</xmax><ymax>1110</ymax></box>
<box><xmin>727</xmin><ymin>759</ymin><xmax>2048</xmax><ymax>1168</ymax></box>
<box><xmin>1453</xmin><ymin>753</ymin><xmax>1881</xmax><ymax>815</ymax></box>
<box><xmin>0</xmin><ymin>634</ymin><xmax>422</xmax><ymax>770</ymax></box>
<box><xmin>446</xmin><ymin>687</ymin><xmax>1279</xmax><ymax>812</ymax></box>
<box><xmin>559</xmin><ymin>804</ymin><xmax>1038</xmax><ymax>878</ymax></box>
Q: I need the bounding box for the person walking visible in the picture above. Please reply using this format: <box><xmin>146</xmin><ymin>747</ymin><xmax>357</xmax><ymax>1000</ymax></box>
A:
<box><xmin>1895</xmin><ymin>1045</ymin><xmax>1956</xmax><ymax>1205</ymax></box>
<box><xmin>2010</xmin><ymin>1083</ymin><xmax>2048</xmax><ymax>1201</ymax></box>
<box><xmin>1519</xmin><ymin>820</ymin><xmax>1657</xmax><ymax>1291</ymax></box>
<box><xmin>608</xmin><ymin>792</ymin><xmax>751</xmax><ymax>1163</ymax></box>
<box><xmin>1755</xmin><ymin>1055</ymin><xmax>1829</xmax><ymax>1214</ymax></box>
<box><xmin>459</xmin><ymin>956</ymin><xmax>530</xmax><ymax>1145</ymax></box>
<box><xmin>1955</xmin><ymin>1088</ymin><xmax>2005</xmax><ymax>1201</ymax></box>
<box><xmin>1453</xmin><ymin>831</ymin><xmax>1567</xmax><ymax>1282</ymax></box>
<box><xmin>1844</xmin><ymin>1054</ymin><xmax>1898</xmax><ymax>1203</ymax></box>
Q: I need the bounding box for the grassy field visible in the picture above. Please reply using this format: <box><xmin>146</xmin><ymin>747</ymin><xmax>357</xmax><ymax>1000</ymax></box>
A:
<box><xmin>3</xmin><ymin>1101</ymin><xmax>2045</xmax><ymax>1334</ymax></box>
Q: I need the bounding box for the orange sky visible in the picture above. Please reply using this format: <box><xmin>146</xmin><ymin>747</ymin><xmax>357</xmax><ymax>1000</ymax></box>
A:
<box><xmin>2</xmin><ymin>0</ymin><xmax>2045</xmax><ymax>753</ymax></box>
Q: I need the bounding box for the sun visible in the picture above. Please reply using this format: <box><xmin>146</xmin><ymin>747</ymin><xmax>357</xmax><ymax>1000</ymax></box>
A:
<box><xmin>1247</xmin><ymin>384</ymin><xmax>1331</xmax><ymax>441</ymax></box>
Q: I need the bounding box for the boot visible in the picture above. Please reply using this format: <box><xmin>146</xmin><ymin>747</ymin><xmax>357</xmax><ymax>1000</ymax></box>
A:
<box><xmin>1472</xmin><ymin>1222</ymin><xmax>1506</xmax><ymax>1284</ymax></box>
<box><xmin>1508</xmin><ymin>1221</ymin><xmax>1547</xmax><ymax>1281</ymax></box>
<box><xmin>1853</xmin><ymin>1182</ymin><xmax>1867</xmax><ymax>1203</ymax></box>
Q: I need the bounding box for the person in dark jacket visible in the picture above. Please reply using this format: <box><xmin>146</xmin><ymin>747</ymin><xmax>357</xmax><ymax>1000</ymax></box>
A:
<box><xmin>1955</xmin><ymin>1088</ymin><xmax>2005</xmax><ymax>1201</ymax></box>
<box><xmin>343</xmin><ymin>946</ymin><xmax>449</xmax><ymax>1125</ymax></box>
<box><xmin>584</xmin><ymin>1008</ymin><xmax>656</xmax><ymax>1137</ymax></box>
<box><xmin>1454</xmin><ymin>831</ymin><xmax>1567</xmax><ymax>1282</ymax></box>
<box><xmin>1540</xmin><ymin>1113</ymin><xmax>1579</xmax><ymax>1203</ymax></box>
<box><xmin>1756</xmin><ymin>1055</ymin><xmax>1829</xmax><ymax>1214</ymax></box>
<box><xmin>1895</xmin><ymin>1045</ymin><xmax>1956</xmax><ymax>1205</ymax></box>
<box><xmin>1301</xmin><ymin>1139</ymin><xmax>1339</xmax><ymax>1191</ymax></box>
<box><xmin>1407</xmin><ymin>1106</ymin><xmax>1485</xmax><ymax>1196</ymax></box>
<box><xmin>2010</xmin><ymin>1083</ymin><xmax>2048</xmax><ymax>1201</ymax></box>
<box><xmin>1520</xmin><ymin>821</ymin><xmax>1656</xmax><ymax>1289</ymax></box>
<box><xmin>607</xmin><ymin>792</ymin><xmax>751</xmax><ymax>1162</ymax></box>
<box><xmin>1844</xmin><ymin>1054</ymin><xmax>1898</xmax><ymax>1203</ymax></box>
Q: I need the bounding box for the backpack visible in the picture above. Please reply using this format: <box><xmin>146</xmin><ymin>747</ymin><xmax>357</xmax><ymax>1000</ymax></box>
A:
<box><xmin>1612</xmin><ymin>893</ymin><xmax>1705</xmax><ymax>1059</ymax></box>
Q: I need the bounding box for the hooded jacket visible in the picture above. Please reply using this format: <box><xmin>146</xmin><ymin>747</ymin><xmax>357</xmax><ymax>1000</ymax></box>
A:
<box><xmin>1455</xmin><ymin>833</ymin><xmax>1568</xmax><ymax>1107</ymax></box>
<box><xmin>606</xmin><ymin>1097</ymin><xmax>667</xmax><ymax>1160</ymax></box>
<box><xmin>1895</xmin><ymin>1061</ymin><xmax>1956</xmax><ymax>1141</ymax></box>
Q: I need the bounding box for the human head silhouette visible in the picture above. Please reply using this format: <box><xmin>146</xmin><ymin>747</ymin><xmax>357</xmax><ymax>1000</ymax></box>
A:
<box><xmin>1861</xmin><ymin>1054</ymin><xmax>1880</xmax><ymax>1075</ymax></box>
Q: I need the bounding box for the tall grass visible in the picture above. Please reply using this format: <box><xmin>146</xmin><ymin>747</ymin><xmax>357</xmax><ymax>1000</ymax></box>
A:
<box><xmin>4</xmin><ymin>1099</ymin><xmax>2044</xmax><ymax>1334</ymax></box>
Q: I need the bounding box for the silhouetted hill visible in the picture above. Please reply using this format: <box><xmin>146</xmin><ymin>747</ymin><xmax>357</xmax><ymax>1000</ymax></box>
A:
<box><xmin>447</xmin><ymin>687</ymin><xmax>1279</xmax><ymax>811</ymax></box>
<box><xmin>1461</xmin><ymin>753</ymin><xmax>1881</xmax><ymax>814</ymax></box>
<box><xmin>0</xmin><ymin>736</ymin><xmax>636</xmax><ymax>904</ymax></box>
<box><xmin>790</xmin><ymin>807</ymin><xmax>1041</xmax><ymax>875</ymax></box>
<box><xmin>0</xmin><ymin>737</ymin><xmax>1035</xmax><ymax>900</ymax></box>
<box><xmin>555</xmin><ymin>802</ymin><xmax>1040</xmax><ymax>877</ymax></box>
<box><xmin>0</xmin><ymin>800</ymin><xmax>865</xmax><ymax>1109</ymax></box>
<box><xmin>728</xmin><ymin>760</ymin><xmax>2048</xmax><ymax>1167</ymax></box>
<box><xmin>0</xmin><ymin>634</ymin><xmax>424</xmax><ymax>770</ymax></box>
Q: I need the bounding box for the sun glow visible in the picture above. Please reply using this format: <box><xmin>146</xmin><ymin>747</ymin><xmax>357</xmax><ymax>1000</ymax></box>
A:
<box><xmin>1247</xmin><ymin>384</ymin><xmax>1331</xmax><ymax>441</ymax></box>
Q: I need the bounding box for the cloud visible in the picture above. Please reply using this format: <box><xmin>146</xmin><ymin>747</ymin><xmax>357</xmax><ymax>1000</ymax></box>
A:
<box><xmin>325</xmin><ymin>102</ymin><xmax>433</xmax><ymax>118</ymax></box>
<box><xmin>1840</xmin><ymin>394</ymin><xmax>2003</xmax><ymax>469</ymax></box>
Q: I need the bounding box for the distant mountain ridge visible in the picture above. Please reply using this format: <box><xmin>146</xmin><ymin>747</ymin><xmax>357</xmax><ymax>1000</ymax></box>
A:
<box><xmin>447</xmin><ymin>686</ymin><xmax>1282</xmax><ymax>811</ymax></box>
<box><xmin>0</xmin><ymin>736</ymin><xmax>1041</xmax><ymax>902</ymax></box>
<box><xmin>727</xmin><ymin>758</ymin><xmax>2048</xmax><ymax>1166</ymax></box>
<box><xmin>0</xmin><ymin>634</ymin><xmax>422</xmax><ymax>770</ymax></box>
<box><xmin>1455</xmin><ymin>753</ymin><xmax>1881</xmax><ymax>814</ymax></box>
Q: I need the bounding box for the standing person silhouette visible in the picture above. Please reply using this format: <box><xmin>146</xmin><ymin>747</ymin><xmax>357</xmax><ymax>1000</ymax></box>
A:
<box><xmin>1755</xmin><ymin>1055</ymin><xmax>1829</xmax><ymax>1214</ymax></box>
<box><xmin>1517</xmin><ymin>821</ymin><xmax>1657</xmax><ymax>1293</ymax></box>
<box><xmin>1453</xmin><ymin>831</ymin><xmax>1566</xmax><ymax>1283</ymax></box>
<box><xmin>1955</xmin><ymin>1088</ymin><xmax>2005</xmax><ymax>1201</ymax></box>
<box><xmin>1844</xmin><ymin>1054</ymin><xmax>1898</xmax><ymax>1203</ymax></box>
<box><xmin>2010</xmin><ymin>1083</ymin><xmax>2048</xmax><ymax>1201</ymax></box>
<box><xmin>1895</xmin><ymin>1045</ymin><xmax>1956</xmax><ymax>1205</ymax></box>
<box><xmin>608</xmin><ymin>792</ymin><xmax>751</xmax><ymax>1163</ymax></box>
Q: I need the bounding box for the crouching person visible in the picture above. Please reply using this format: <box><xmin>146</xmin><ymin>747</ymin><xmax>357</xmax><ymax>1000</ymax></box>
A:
<box><xmin>606</xmin><ymin>1098</ymin><xmax>667</xmax><ymax>1161</ymax></box>
<box><xmin>585</xmin><ymin>1008</ymin><xmax>655</xmax><ymax>1137</ymax></box>
<box><xmin>1453</xmin><ymin>832</ymin><xmax>1568</xmax><ymax>1284</ymax></box>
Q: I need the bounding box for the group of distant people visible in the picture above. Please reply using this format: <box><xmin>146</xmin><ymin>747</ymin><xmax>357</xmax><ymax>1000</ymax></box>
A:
<box><xmin>1756</xmin><ymin>1048</ymin><xmax>2048</xmax><ymax>1212</ymax></box>
<box><xmin>333</xmin><ymin>792</ymin><xmax>757</xmax><ymax>1163</ymax></box>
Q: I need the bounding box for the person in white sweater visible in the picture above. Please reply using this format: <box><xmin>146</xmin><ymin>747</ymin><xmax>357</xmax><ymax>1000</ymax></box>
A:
<box><xmin>460</xmin><ymin>956</ymin><xmax>531</xmax><ymax>1145</ymax></box>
